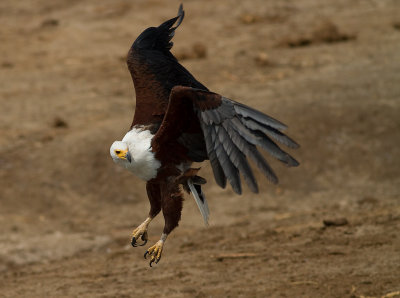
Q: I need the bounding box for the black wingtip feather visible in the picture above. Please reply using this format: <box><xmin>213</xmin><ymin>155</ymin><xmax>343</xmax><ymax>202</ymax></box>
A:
<box><xmin>132</xmin><ymin>4</ymin><xmax>185</xmax><ymax>52</ymax></box>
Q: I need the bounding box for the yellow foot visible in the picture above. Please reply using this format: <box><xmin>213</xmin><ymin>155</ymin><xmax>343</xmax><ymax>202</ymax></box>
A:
<box><xmin>144</xmin><ymin>240</ymin><xmax>164</xmax><ymax>267</ymax></box>
<box><xmin>131</xmin><ymin>218</ymin><xmax>151</xmax><ymax>247</ymax></box>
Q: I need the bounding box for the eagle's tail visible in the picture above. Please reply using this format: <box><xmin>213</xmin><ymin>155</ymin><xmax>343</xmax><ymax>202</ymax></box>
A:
<box><xmin>188</xmin><ymin>179</ymin><xmax>209</xmax><ymax>226</ymax></box>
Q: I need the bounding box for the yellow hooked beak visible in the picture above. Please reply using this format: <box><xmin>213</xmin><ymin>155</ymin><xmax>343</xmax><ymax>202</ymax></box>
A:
<box><xmin>114</xmin><ymin>149</ymin><xmax>132</xmax><ymax>162</ymax></box>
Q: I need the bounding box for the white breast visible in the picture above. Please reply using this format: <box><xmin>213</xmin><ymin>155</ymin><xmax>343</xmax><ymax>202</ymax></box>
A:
<box><xmin>122</xmin><ymin>128</ymin><xmax>161</xmax><ymax>181</ymax></box>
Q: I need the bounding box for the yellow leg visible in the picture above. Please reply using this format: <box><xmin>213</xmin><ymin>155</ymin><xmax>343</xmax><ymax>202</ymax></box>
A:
<box><xmin>144</xmin><ymin>233</ymin><xmax>167</xmax><ymax>267</ymax></box>
<box><xmin>131</xmin><ymin>217</ymin><xmax>152</xmax><ymax>247</ymax></box>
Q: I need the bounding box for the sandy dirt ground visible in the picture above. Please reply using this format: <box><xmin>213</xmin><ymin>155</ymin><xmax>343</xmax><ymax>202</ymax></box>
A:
<box><xmin>1</xmin><ymin>0</ymin><xmax>400</xmax><ymax>297</ymax></box>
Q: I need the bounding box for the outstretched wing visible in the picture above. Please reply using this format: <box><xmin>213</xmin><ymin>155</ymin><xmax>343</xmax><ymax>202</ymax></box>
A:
<box><xmin>152</xmin><ymin>86</ymin><xmax>299</xmax><ymax>194</ymax></box>
<box><xmin>126</xmin><ymin>5</ymin><xmax>208</xmax><ymax>129</ymax></box>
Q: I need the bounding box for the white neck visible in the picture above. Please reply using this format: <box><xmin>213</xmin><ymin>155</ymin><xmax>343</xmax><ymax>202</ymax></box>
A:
<box><xmin>121</xmin><ymin>128</ymin><xmax>161</xmax><ymax>181</ymax></box>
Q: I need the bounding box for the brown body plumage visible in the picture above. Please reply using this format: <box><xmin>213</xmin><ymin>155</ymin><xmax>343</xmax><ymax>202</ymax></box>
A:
<box><xmin>110</xmin><ymin>5</ymin><xmax>299</xmax><ymax>266</ymax></box>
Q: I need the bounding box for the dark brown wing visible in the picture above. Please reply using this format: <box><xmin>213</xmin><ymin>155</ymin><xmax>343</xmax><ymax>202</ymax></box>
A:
<box><xmin>126</xmin><ymin>7</ymin><xmax>185</xmax><ymax>128</ymax></box>
<box><xmin>152</xmin><ymin>86</ymin><xmax>300</xmax><ymax>194</ymax></box>
<box><xmin>126</xmin><ymin>4</ymin><xmax>207</xmax><ymax>129</ymax></box>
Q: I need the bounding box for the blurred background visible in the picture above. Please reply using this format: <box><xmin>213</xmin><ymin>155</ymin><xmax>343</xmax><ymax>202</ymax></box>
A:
<box><xmin>0</xmin><ymin>0</ymin><xmax>399</xmax><ymax>297</ymax></box>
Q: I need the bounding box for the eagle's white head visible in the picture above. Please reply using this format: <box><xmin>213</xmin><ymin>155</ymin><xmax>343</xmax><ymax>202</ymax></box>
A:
<box><xmin>110</xmin><ymin>141</ymin><xmax>132</xmax><ymax>165</ymax></box>
<box><xmin>110</xmin><ymin>128</ymin><xmax>161</xmax><ymax>181</ymax></box>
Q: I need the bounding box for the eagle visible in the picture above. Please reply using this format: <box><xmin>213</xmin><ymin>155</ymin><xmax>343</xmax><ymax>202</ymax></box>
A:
<box><xmin>110</xmin><ymin>4</ymin><xmax>299</xmax><ymax>266</ymax></box>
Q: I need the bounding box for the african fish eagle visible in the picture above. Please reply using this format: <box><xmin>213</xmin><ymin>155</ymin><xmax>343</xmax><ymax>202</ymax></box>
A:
<box><xmin>110</xmin><ymin>4</ymin><xmax>299</xmax><ymax>266</ymax></box>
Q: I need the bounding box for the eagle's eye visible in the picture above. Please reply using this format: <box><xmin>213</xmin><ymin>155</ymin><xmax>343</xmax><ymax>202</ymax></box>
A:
<box><xmin>115</xmin><ymin>150</ymin><xmax>121</xmax><ymax>155</ymax></box>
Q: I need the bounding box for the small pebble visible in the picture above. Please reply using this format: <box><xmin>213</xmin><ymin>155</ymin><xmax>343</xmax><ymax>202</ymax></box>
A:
<box><xmin>323</xmin><ymin>218</ymin><xmax>348</xmax><ymax>227</ymax></box>
<box><xmin>254</xmin><ymin>52</ymin><xmax>269</xmax><ymax>66</ymax></box>
<box><xmin>53</xmin><ymin>117</ymin><xmax>68</xmax><ymax>128</ymax></box>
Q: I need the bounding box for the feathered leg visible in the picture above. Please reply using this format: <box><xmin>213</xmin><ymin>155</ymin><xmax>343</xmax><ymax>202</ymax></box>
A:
<box><xmin>131</xmin><ymin>181</ymin><xmax>161</xmax><ymax>247</ymax></box>
<box><xmin>144</xmin><ymin>182</ymin><xmax>183</xmax><ymax>266</ymax></box>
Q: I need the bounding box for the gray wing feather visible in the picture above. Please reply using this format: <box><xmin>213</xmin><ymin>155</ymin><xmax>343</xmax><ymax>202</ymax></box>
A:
<box><xmin>214</xmin><ymin>126</ymin><xmax>242</xmax><ymax>194</ymax></box>
<box><xmin>193</xmin><ymin>93</ymin><xmax>298</xmax><ymax>193</ymax></box>
<box><xmin>233</xmin><ymin>102</ymin><xmax>287</xmax><ymax>130</ymax></box>
<box><xmin>241</xmin><ymin>117</ymin><xmax>299</xmax><ymax>149</ymax></box>
<box><xmin>221</xmin><ymin>122</ymin><xmax>258</xmax><ymax>193</ymax></box>
<box><xmin>224</xmin><ymin>121</ymin><xmax>279</xmax><ymax>184</ymax></box>
<box><xmin>188</xmin><ymin>179</ymin><xmax>209</xmax><ymax>225</ymax></box>
<box><xmin>230</xmin><ymin>118</ymin><xmax>299</xmax><ymax>167</ymax></box>
<box><xmin>202</xmin><ymin>123</ymin><xmax>227</xmax><ymax>188</ymax></box>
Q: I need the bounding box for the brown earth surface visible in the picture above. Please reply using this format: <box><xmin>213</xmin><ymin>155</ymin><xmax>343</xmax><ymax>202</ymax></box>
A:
<box><xmin>1</xmin><ymin>0</ymin><xmax>400</xmax><ymax>297</ymax></box>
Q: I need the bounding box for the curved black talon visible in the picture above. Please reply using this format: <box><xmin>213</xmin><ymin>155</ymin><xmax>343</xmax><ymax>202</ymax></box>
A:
<box><xmin>131</xmin><ymin>237</ymin><xmax>137</xmax><ymax>247</ymax></box>
<box><xmin>139</xmin><ymin>233</ymin><xmax>148</xmax><ymax>246</ymax></box>
<box><xmin>144</xmin><ymin>251</ymin><xmax>149</xmax><ymax>259</ymax></box>
<box><xmin>132</xmin><ymin>232</ymin><xmax>148</xmax><ymax>247</ymax></box>
<box><xmin>149</xmin><ymin>259</ymin><xmax>155</xmax><ymax>267</ymax></box>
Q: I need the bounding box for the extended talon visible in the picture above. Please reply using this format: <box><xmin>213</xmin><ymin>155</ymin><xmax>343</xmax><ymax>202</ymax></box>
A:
<box><xmin>139</xmin><ymin>232</ymin><xmax>148</xmax><ymax>246</ymax></box>
<box><xmin>131</xmin><ymin>237</ymin><xmax>137</xmax><ymax>247</ymax></box>
<box><xmin>149</xmin><ymin>254</ymin><xmax>161</xmax><ymax>267</ymax></box>
<box><xmin>144</xmin><ymin>240</ymin><xmax>164</xmax><ymax>267</ymax></box>
<box><xmin>131</xmin><ymin>231</ymin><xmax>148</xmax><ymax>247</ymax></box>
<box><xmin>130</xmin><ymin>218</ymin><xmax>152</xmax><ymax>248</ymax></box>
